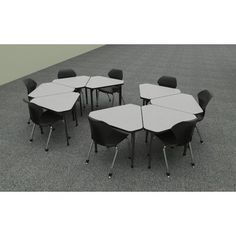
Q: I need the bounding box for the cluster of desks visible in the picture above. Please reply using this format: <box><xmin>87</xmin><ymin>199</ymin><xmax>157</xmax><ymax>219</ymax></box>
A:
<box><xmin>29</xmin><ymin>76</ymin><xmax>203</xmax><ymax>167</ymax></box>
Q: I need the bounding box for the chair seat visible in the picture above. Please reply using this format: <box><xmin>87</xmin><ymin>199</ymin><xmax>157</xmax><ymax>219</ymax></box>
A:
<box><xmin>155</xmin><ymin>130</ymin><xmax>176</xmax><ymax>146</ymax></box>
<box><xmin>99</xmin><ymin>86</ymin><xmax>119</xmax><ymax>94</ymax></box>
<box><xmin>39</xmin><ymin>111</ymin><xmax>63</xmax><ymax>126</ymax></box>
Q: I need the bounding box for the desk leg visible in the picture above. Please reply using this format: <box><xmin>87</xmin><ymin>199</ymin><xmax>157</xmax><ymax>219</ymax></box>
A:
<box><xmin>63</xmin><ymin>113</ymin><xmax>70</xmax><ymax>146</ymax></box>
<box><xmin>74</xmin><ymin>104</ymin><xmax>78</xmax><ymax>127</ymax></box>
<box><xmin>131</xmin><ymin>132</ymin><xmax>135</xmax><ymax>168</ymax></box>
<box><xmin>85</xmin><ymin>88</ymin><xmax>88</xmax><ymax>104</ymax></box>
<box><xmin>119</xmin><ymin>85</ymin><xmax>122</xmax><ymax>105</ymax></box>
<box><xmin>90</xmin><ymin>89</ymin><xmax>94</xmax><ymax>111</ymax></box>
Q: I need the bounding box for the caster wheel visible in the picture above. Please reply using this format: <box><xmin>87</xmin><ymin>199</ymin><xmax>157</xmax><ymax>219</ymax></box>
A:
<box><xmin>166</xmin><ymin>173</ymin><xmax>170</xmax><ymax>178</ymax></box>
<box><xmin>108</xmin><ymin>173</ymin><xmax>112</xmax><ymax>179</ymax></box>
<box><xmin>131</xmin><ymin>165</ymin><xmax>134</xmax><ymax>168</ymax></box>
<box><xmin>200</xmin><ymin>140</ymin><xmax>203</xmax><ymax>144</ymax></box>
<box><xmin>148</xmin><ymin>166</ymin><xmax>151</xmax><ymax>169</ymax></box>
<box><xmin>85</xmin><ymin>160</ymin><xmax>89</xmax><ymax>164</ymax></box>
<box><xmin>45</xmin><ymin>148</ymin><xmax>49</xmax><ymax>152</ymax></box>
<box><xmin>191</xmin><ymin>163</ymin><xmax>195</xmax><ymax>168</ymax></box>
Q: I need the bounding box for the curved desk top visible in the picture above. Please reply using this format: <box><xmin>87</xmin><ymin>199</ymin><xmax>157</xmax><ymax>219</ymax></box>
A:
<box><xmin>151</xmin><ymin>93</ymin><xmax>203</xmax><ymax>115</ymax></box>
<box><xmin>139</xmin><ymin>83</ymin><xmax>181</xmax><ymax>100</ymax></box>
<box><xmin>89</xmin><ymin>104</ymin><xmax>143</xmax><ymax>132</ymax></box>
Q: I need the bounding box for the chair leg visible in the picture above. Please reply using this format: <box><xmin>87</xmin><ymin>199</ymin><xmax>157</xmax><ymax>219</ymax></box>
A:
<box><xmin>107</xmin><ymin>93</ymin><xmax>111</xmax><ymax>102</ymax></box>
<box><xmin>145</xmin><ymin>131</ymin><xmax>149</xmax><ymax>143</ymax></box>
<box><xmin>122</xmin><ymin>96</ymin><xmax>125</xmax><ymax>105</ymax></box>
<box><xmin>96</xmin><ymin>90</ymin><xmax>99</xmax><ymax>107</ymax></box>
<box><xmin>45</xmin><ymin>126</ymin><xmax>53</xmax><ymax>152</ymax></box>
<box><xmin>163</xmin><ymin>146</ymin><xmax>170</xmax><ymax>177</ymax></box>
<box><xmin>108</xmin><ymin>146</ymin><xmax>119</xmax><ymax>178</ymax></box>
<box><xmin>148</xmin><ymin>133</ymin><xmax>154</xmax><ymax>169</ymax></box>
<box><xmin>40</xmin><ymin>126</ymin><xmax>44</xmax><ymax>134</ymax></box>
<box><xmin>79</xmin><ymin>96</ymin><xmax>83</xmax><ymax>116</ymax></box>
<box><xmin>196</xmin><ymin>125</ymin><xmax>203</xmax><ymax>143</ymax></box>
<box><xmin>188</xmin><ymin>142</ymin><xmax>195</xmax><ymax>167</ymax></box>
<box><xmin>183</xmin><ymin>144</ymin><xmax>187</xmax><ymax>156</ymax></box>
<box><xmin>27</xmin><ymin>118</ymin><xmax>31</xmax><ymax>124</ymax></box>
<box><xmin>126</xmin><ymin>137</ymin><xmax>131</xmax><ymax>159</ymax></box>
<box><xmin>85</xmin><ymin>141</ymin><xmax>94</xmax><ymax>164</ymax></box>
<box><xmin>29</xmin><ymin>124</ymin><xmax>36</xmax><ymax>142</ymax></box>
<box><xmin>111</xmin><ymin>94</ymin><xmax>115</xmax><ymax>106</ymax></box>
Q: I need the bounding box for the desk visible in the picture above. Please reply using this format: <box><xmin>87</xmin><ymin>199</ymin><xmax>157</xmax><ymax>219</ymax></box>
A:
<box><xmin>31</xmin><ymin>92</ymin><xmax>80</xmax><ymax>145</ymax></box>
<box><xmin>142</xmin><ymin>105</ymin><xmax>196</xmax><ymax>133</ymax></box>
<box><xmin>52</xmin><ymin>76</ymin><xmax>90</xmax><ymax>89</ymax></box>
<box><xmin>86</xmin><ymin>76</ymin><xmax>124</xmax><ymax>111</ymax></box>
<box><xmin>151</xmin><ymin>93</ymin><xmax>203</xmax><ymax>115</ymax></box>
<box><xmin>28</xmin><ymin>82</ymin><xmax>74</xmax><ymax>98</ymax></box>
<box><xmin>139</xmin><ymin>83</ymin><xmax>181</xmax><ymax>104</ymax></box>
<box><xmin>89</xmin><ymin>104</ymin><xmax>143</xmax><ymax>167</ymax></box>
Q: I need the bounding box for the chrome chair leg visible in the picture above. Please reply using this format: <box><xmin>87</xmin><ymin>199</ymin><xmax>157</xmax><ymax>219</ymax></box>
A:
<box><xmin>188</xmin><ymin>142</ymin><xmax>195</xmax><ymax>167</ymax></box>
<box><xmin>45</xmin><ymin>126</ymin><xmax>53</xmax><ymax>152</ymax></box>
<box><xmin>29</xmin><ymin>124</ymin><xmax>36</xmax><ymax>142</ymax></box>
<box><xmin>148</xmin><ymin>133</ymin><xmax>154</xmax><ymax>169</ymax></box>
<box><xmin>85</xmin><ymin>141</ymin><xmax>94</xmax><ymax>164</ymax></box>
<box><xmin>163</xmin><ymin>146</ymin><xmax>170</xmax><ymax>177</ymax></box>
<box><xmin>196</xmin><ymin>125</ymin><xmax>203</xmax><ymax>143</ymax></box>
<box><xmin>108</xmin><ymin>146</ymin><xmax>119</xmax><ymax>178</ymax></box>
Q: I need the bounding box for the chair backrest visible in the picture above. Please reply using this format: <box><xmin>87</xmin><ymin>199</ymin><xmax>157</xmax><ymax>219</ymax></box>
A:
<box><xmin>23</xmin><ymin>78</ymin><xmax>37</xmax><ymax>95</ymax></box>
<box><xmin>28</xmin><ymin>103</ymin><xmax>44</xmax><ymax>125</ymax></box>
<box><xmin>108</xmin><ymin>69</ymin><xmax>123</xmax><ymax>80</ymax></box>
<box><xmin>171</xmin><ymin>120</ymin><xmax>196</xmax><ymax>146</ymax></box>
<box><xmin>157</xmin><ymin>76</ymin><xmax>177</xmax><ymax>88</ymax></box>
<box><xmin>88</xmin><ymin>116</ymin><xmax>124</xmax><ymax>147</ymax></box>
<box><xmin>197</xmin><ymin>90</ymin><xmax>213</xmax><ymax>115</ymax></box>
<box><xmin>57</xmin><ymin>69</ymin><xmax>77</xmax><ymax>79</ymax></box>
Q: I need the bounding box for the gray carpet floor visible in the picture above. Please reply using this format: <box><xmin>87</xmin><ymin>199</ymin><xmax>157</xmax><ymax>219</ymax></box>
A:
<box><xmin>0</xmin><ymin>45</ymin><xmax>235</xmax><ymax>191</ymax></box>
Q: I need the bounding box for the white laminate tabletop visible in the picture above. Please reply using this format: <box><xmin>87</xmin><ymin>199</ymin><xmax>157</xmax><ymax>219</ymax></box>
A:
<box><xmin>142</xmin><ymin>105</ymin><xmax>196</xmax><ymax>133</ymax></box>
<box><xmin>86</xmin><ymin>76</ymin><xmax>124</xmax><ymax>89</ymax></box>
<box><xmin>30</xmin><ymin>92</ymin><xmax>80</xmax><ymax>113</ymax></box>
<box><xmin>28</xmin><ymin>82</ymin><xmax>74</xmax><ymax>98</ymax></box>
<box><xmin>52</xmin><ymin>76</ymin><xmax>90</xmax><ymax>89</ymax></box>
<box><xmin>89</xmin><ymin>104</ymin><xmax>143</xmax><ymax>132</ymax></box>
<box><xmin>151</xmin><ymin>93</ymin><xmax>203</xmax><ymax>115</ymax></box>
<box><xmin>139</xmin><ymin>83</ymin><xmax>181</xmax><ymax>100</ymax></box>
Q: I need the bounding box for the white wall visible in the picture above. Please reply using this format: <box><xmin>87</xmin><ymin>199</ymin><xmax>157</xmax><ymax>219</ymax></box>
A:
<box><xmin>0</xmin><ymin>45</ymin><xmax>103</xmax><ymax>85</ymax></box>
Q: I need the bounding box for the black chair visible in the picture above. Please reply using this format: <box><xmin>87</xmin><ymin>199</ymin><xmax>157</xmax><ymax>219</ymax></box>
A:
<box><xmin>23</xmin><ymin>99</ymin><xmax>64</xmax><ymax>151</ymax></box>
<box><xmin>85</xmin><ymin>117</ymin><xmax>130</xmax><ymax>178</ymax></box>
<box><xmin>148</xmin><ymin>120</ymin><xmax>196</xmax><ymax>177</ymax></box>
<box><xmin>195</xmin><ymin>90</ymin><xmax>213</xmax><ymax>143</ymax></box>
<box><xmin>57</xmin><ymin>69</ymin><xmax>84</xmax><ymax>117</ymax></box>
<box><xmin>97</xmin><ymin>69</ymin><xmax>125</xmax><ymax>107</ymax></box>
<box><xmin>157</xmin><ymin>76</ymin><xmax>177</xmax><ymax>88</ymax></box>
<box><xmin>23</xmin><ymin>78</ymin><xmax>37</xmax><ymax>124</ymax></box>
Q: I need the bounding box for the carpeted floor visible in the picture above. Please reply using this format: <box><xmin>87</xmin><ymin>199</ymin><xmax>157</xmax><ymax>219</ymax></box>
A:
<box><xmin>0</xmin><ymin>45</ymin><xmax>235</xmax><ymax>191</ymax></box>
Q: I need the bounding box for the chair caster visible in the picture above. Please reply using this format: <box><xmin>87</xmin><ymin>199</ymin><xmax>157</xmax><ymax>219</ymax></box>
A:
<box><xmin>191</xmin><ymin>163</ymin><xmax>195</xmax><ymax>168</ymax></box>
<box><xmin>148</xmin><ymin>166</ymin><xmax>151</xmax><ymax>169</ymax></box>
<box><xmin>29</xmin><ymin>139</ymin><xmax>33</xmax><ymax>142</ymax></box>
<box><xmin>108</xmin><ymin>173</ymin><xmax>112</xmax><ymax>179</ymax></box>
<box><xmin>131</xmin><ymin>165</ymin><xmax>134</xmax><ymax>168</ymax></box>
<box><xmin>85</xmin><ymin>160</ymin><xmax>89</xmax><ymax>164</ymax></box>
<box><xmin>200</xmin><ymin>140</ymin><xmax>203</xmax><ymax>144</ymax></box>
<box><xmin>45</xmin><ymin>148</ymin><xmax>49</xmax><ymax>152</ymax></box>
<box><xmin>166</xmin><ymin>172</ymin><xmax>170</xmax><ymax>178</ymax></box>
